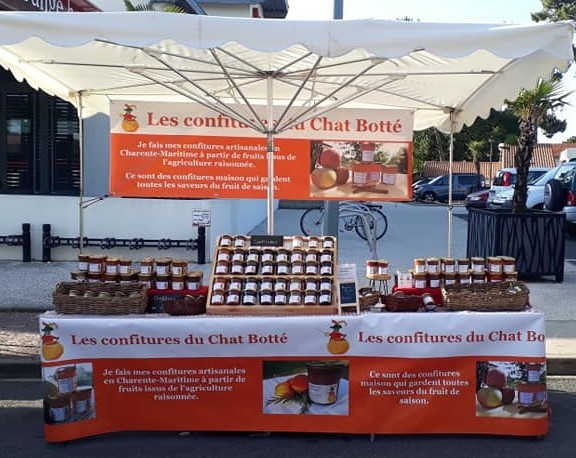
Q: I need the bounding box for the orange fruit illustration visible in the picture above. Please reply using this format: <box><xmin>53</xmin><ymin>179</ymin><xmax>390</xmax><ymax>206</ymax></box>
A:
<box><xmin>289</xmin><ymin>374</ymin><xmax>309</xmax><ymax>393</ymax></box>
<box><xmin>42</xmin><ymin>342</ymin><xmax>64</xmax><ymax>360</ymax></box>
<box><xmin>122</xmin><ymin>119</ymin><xmax>139</xmax><ymax>132</ymax></box>
<box><xmin>327</xmin><ymin>338</ymin><xmax>349</xmax><ymax>355</ymax></box>
<box><xmin>274</xmin><ymin>381</ymin><xmax>295</xmax><ymax>398</ymax></box>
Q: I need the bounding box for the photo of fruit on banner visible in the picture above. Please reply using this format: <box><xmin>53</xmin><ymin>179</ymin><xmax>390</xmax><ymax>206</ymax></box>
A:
<box><xmin>308</xmin><ymin>140</ymin><xmax>412</xmax><ymax>200</ymax></box>
<box><xmin>475</xmin><ymin>361</ymin><xmax>548</xmax><ymax>418</ymax></box>
<box><xmin>262</xmin><ymin>360</ymin><xmax>349</xmax><ymax>415</ymax></box>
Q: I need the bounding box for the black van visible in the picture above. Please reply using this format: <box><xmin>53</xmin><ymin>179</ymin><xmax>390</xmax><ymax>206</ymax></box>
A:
<box><xmin>413</xmin><ymin>173</ymin><xmax>485</xmax><ymax>202</ymax></box>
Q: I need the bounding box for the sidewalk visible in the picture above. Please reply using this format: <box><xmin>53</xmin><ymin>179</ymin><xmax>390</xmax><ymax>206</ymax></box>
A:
<box><xmin>1</xmin><ymin>204</ymin><xmax>575</xmax><ymax>377</ymax></box>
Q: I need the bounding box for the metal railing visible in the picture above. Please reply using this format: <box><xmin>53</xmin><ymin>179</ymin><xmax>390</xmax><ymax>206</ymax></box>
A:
<box><xmin>41</xmin><ymin>224</ymin><xmax>206</xmax><ymax>264</ymax></box>
<box><xmin>0</xmin><ymin>223</ymin><xmax>31</xmax><ymax>262</ymax></box>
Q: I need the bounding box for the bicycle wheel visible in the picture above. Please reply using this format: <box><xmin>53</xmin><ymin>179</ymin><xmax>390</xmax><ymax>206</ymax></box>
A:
<box><xmin>355</xmin><ymin>209</ymin><xmax>388</xmax><ymax>240</ymax></box>
<box><xmin>299</xmin><ymin>207</ymin><xmax>325</xmax><ymax>236</ymax></box>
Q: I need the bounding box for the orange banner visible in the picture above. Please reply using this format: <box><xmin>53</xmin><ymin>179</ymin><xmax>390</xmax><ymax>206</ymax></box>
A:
<box><xmin>109</xmin><ymin>101</ymin><xmax>414</xmax><ymax>201</ymax></box>
<box><xmin>41</xmin><ymin>313</ymin><xmax>549</xmax><ymax>442</ymax></box>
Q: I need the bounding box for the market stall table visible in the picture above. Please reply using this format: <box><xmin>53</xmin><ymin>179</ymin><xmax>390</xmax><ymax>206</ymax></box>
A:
<box><xmin>39</xmin><ymin>309</ymin><xmax>548</xmax><ymax>442</ymax></box>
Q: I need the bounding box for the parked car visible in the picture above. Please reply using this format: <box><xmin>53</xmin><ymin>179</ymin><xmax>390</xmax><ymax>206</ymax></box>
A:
<box><xmin>489</xmin><ymin>161</ymin><xmax>576</xmax><ymax>236</ymax></box>
<box><xmin>544</xmin><ymin>160</ymin><xmax>576</xmax><ymax>236</ymax></box>
<box><xmin>413</xmin><ymin>173</ymin><xmax>486</xmax><ymax>203</ymax></box>
<box><xmin>487</xmin><ymin>167</ymin><xmax>550</xmax><ymax>207</ymax></box>
<box><xmin>465</xmin><ymin>188</ymin><xmax>490</xmax><ymax>209</ymax></box>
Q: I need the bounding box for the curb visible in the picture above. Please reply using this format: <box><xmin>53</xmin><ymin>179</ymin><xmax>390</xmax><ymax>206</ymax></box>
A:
<box><xmin>2</xmin><ymin>357</ymin><xmax>575</xmax><ymax>380</ymax></box>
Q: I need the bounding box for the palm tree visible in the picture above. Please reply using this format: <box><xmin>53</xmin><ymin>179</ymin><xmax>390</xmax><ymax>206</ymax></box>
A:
<box><xmin>505</xmin><ymin>75</ymin><xmax>571</xmax><ymax>213</ymax></box>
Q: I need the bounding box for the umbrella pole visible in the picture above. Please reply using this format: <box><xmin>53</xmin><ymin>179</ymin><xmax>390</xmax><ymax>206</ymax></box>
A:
<box><xmin>447</xmin><ymin>111</ymin><xmax>455</xmax><ymax>258</ymax></box>
<box><xmin>266</xmin><ymin>75</ymin><xmax>275</xmax><ymax>235</ymax></box>
<box><xmin>77</xmin><ymin>92</ymin><xmax>85</xmax><ymax>253</ymax></box>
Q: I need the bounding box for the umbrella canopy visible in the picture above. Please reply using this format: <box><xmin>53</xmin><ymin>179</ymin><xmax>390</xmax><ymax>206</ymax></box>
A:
<box><xmin>0</xmin><ymin>12</ymin><xmax>573</xmax><ymax>134</ymax></box>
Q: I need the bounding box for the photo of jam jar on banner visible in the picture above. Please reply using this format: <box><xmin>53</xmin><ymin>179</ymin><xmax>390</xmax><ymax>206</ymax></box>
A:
<box><xmin>42</xmin><ymin>363</ymin><xmax>96</xmax><ymax>425</ymax></box>
<box><xmin>308</xmin><ymin>139</ymin><xmax>411</xmax><ymax>201</ymax></box>
<box><xmin>262</xmin><ymin>360</ymin><xmax>349</xmax><ymax>415</ymax></box>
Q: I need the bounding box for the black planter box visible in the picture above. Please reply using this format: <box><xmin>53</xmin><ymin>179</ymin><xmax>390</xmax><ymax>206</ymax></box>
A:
<box><xmin>467</xmin><ymin>208</ymin><xmax>566</xmax><ymax>282</ymax></box>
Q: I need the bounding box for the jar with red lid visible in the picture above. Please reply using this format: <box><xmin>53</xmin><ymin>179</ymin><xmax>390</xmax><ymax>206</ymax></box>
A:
<box><xmin>360</xmin><ymin>141</ymin><xmax>376</xmax><ymax>162</ymax></box>
<box><xmin>526</xmin><ymin>362</ymin><xmax>543</xmax><ymax>383</ymax></box>
<box><xmin>517</xmin><ymin>382</ymin><xmax>547</xmax><ymax>406</ymax></box>
<box><xmin>377</xmin><ymin>259</ymin><xmax>389</xmax><ymax>275</ymax></box>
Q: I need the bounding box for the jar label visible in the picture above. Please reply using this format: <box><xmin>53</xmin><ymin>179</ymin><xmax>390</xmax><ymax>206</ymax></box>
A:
<box><xmin>277</xmin><ymin>253</ymin><xmax>289</xmax><ymax>262</ymax></box>
<box><xmin>305</xmin><ymin>293</ymin><xmax>316</xmax><ymax>304</ymax></box>
<box><xmin>211</xmin><ymin>293</ymin><xmax>224</xmax><ymax>304</ymax></box>
<box><xmin>262</xmin><ymin>253</ymin><xmax>274</xmax><ymax>262</ymax></box>
<box><xmin>291</xmin><ymin>253</ymin><xmax>303</xmax><ymax>262</ymax></box>
<box><xmin>320</xmin><ymin>265</ymin><xmax>332</xmax><ymax>275</ymax></box>
<box><xmin>292</xmin><ymin>264</ymin><xmax>304</xmax><ymax>275</ymax></box>
<box><xmin>157</xmin><ymin>265</ymin><xmax>169</xmax><ymax>275</ymax></box>
<box><xmin>232</xmin><ymin>253</ymin><xmax>244</xmax><ymax>262</ymax></box>
<box><xmin>78</xmin><ymin>261</ymin><xmax>88</xmax><ymax>271</ymax></box>
<box><xmin>186</xmin><ymin>281</ymin><xmax>200</xmax><ymax>290</ymax></box>
<box><xmin>215</xmin><ymin>265</ymin><xmax>229</xmax><ymax>274</ymax></box>
<box><xmin>140</xmin><ymin>265</ymin><xmax>152</xmax><ymax>274</ymax></box>
<box><xmin>289</xmin><ymin>295</ymin><xmax>302</xmax><ymax>305</ymax></box>
<box><xmin>277</xmin><ymin>264</ymin><xmax>289</xmax><ymax>275</ymax></box>
<box><xmin>74</xmin><ymin>398</ymin><xmax>90</xmax><ymax>414</ymax></box>
<box><xmin>308</xmin><ymin>382</ymin><xmax>338</xmax><ymax>404</ymax></box>
<box><xmin>306</xmin><ymin>265</ymin><xmax>318</xmax><ymax>275</ymax></box>
<box><xmin>231</xmin><ymin>264</ymin><xmax>244</xmax><ymax>274</ymax></box>
<box><xmin>353</xmin><ymin>171</ymin><xmax>368</xmax><ymax>185</ymax></box>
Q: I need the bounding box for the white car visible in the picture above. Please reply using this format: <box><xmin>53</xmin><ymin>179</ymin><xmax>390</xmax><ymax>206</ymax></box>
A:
<box><xmin>487</xmin><ymin>167</ymin><xmax>551</xmax><ymax>207</ymax></box>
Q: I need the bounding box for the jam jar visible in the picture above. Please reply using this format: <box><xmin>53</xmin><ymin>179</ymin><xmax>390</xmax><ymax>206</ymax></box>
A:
<box><xmin>305</xmin><ymin>249</ymin><xmax>319</xmax><ymax>263</ymax></box>
<box><xmin>274</xmin><ymin>289</ymin><xmax>288</xmax><ymax>305</ymax></box>
<box><xmin>171</xmin><ymin>275</ymin><xmax>186</xmax><ymax>291</ymax></box>
<box><xmin>185</xmin><ymin>271</ymin><xmax>203</xmax><ymax>290</ymax></box>
<box><xmin>276</xmin><ymin>261</ymin><xmax>290</xmax><ymax>275</ymax></box>
<box><xmin>291</xmin><ymin>261</ymin><xmax>305</xmax><ymax>275</ymax></box>
<box><xmin>260</xmin><ymin>278</ymin><xmax>274</xmax><ymax>291</ymax></box>
<box><xmin>274</xmin><ymin>278</ymin><xmax>288</xmax><ymax>291</ymax></box>
<box><xmin>105</xmin><ymin>257</ymin><xmax>119</xmax><ymax>275</ymax></box>
<box><xmin>230</xmin><ymin>260</ymin><xmax>245</xmax><ymax>275</ymax></box>
<box><xmin>307</xmin><ymin>236</ymin><xmax>321</xmax><ymax>249</ymax></box>
<box><xmin>261</xmin><ymin>249</ymin><xmax>275</xmax><ymax>263</ymax></box>
<box><xmin>242</xmin><ymin>290</ymin><xmax>258</xmax><ymax>306</ymax></box>
<box><xmin>233</xmin><ymin>235</ymin><xmax>249</xmax><ymax>248</ymax></box>
<box><xmin>139</xmin><ymin>257</ymin><xmax>155</xmax><ymax>275</ymax></box>
<box><xmin>290</xmin><ymin>249</ymin><xmax>305</xmax><ymax>263</ymax></box>
<box><xmin>232</xmin><ymin>248</ymin><xmax>245</xmax><ymax>263</ymax></box>
<box><xmin>259</xmin><ymin>289</ymin><xmax>274</xmax><ymax>305</ymax></box>
<box><xmin>276</xmin><ymin>248</ymin><xmax>290</xmax><ymax>263</ymax></box>
<box><xmin>288</xmin><ymin>290</ymin><xmax>303</xmax><ymax>305</ymax></box>
<box><xmin>211</xmin><ymin>289</ymin><xmax>226</xmax><ymax>305</ymax></box>
<box><xmin>226</xmin><ymin>289</ymin><xmax>241</xmax><ymax>305</ymax></box>
<box><xmin>118</xmin><ymin>258</ymin><xmax>132</xmax><ymax>275</ymax></box>
<box><xmin>305</xmin><ymin>278</ymin><xmax>318</xmax><ymax>291</ymax></box>
<box><xmin>216</xmin><ymin>248</ymin><xmax>232</xmax><ymax>262</ymax></box>
<box><xmin>219</xmin><ymin>234</ymin><xmax>233</xmax><ymax>247</ymax></box>
<box><xmin>318</xmin><ymin>290</ymin><xmax>332</xmax><ymax>305</ymax></box>
<box><xmin>320</xmin><ymin>249</ymin><xmax>333</xmax><ymax>263</ymax></box>
<box><xmin>171</xmin><ymin>259</ymin><xmax>188</xmax><ymax>276</ymax></box>
<box><xmin>88</xmin><ymin>255</ymin><xmax>107</xmax><ymax>274</ymax></box>
<box><xmin>320</xmin><ymin>261</ymin><xmax>333</xmax><ymax>276</ymax></box>
<box><xmin>229</xmin><ymin>277</ymin><xmax>243</xmax><ymax>292</ymax></box>
<box><xmin>304</xmin><ymin>290</ymin><xmax>318</xmax><ymax>305</ymax></box>
<box><xmin>244</xmin><ymin>278</ymin><xmax>259</xmax><ymax>292</ymax></box>
<box><xmin>244</xmin><ymin>260</ymin><xmax>259</xmax><ymax>275</ymax></box>
<box><xmin>261</xmin><ymin>261</ymin><xmax>275</xmax><ymax>275</ymax></box>
<box><xmin>305</xmin><ymin>261</ymin><xmax>318</xmax><ymax>275</ymax></box>
<box><xmin>215</xmin><ymin>259</ymin><xmax>231</xmax><ymax>275</ymax></box>
<box><xmin>319</xmin><ymin>278</ymin><xmax>332</xmax><ymax>292</ymax></box>
<box><xmin>322</xmin><ymin>236</ymin><xmax>336</xmax><ymax>249</ymax></box>
<box><xmin>155</xmin><ymin>257</ymin><xmax>172</xmax><ymax>276</ymax></box>
<box><xmin>212</xmin><ymin>277</ymin><xmax>228</xmax><ymax>291</ymax></box>
<box><xmin>289</xmin><ymin>277</ymin><xmax>303</xmax><ymax>292</ymax></box>
<box><xmin>77</xmin><ymin>253</ymin><xmax>90</xmax><ymax>272</ymax></box>
<box><xmin>246</xmin><ymin>248</ymin><xmax>260</xmax><ymax>263</ymax></box>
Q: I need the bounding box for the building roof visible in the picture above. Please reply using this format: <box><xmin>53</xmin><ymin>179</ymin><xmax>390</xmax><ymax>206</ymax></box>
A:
<box><xmin>422</xmin><ymin>143</ymin><xmax>576</xmax><ymax>179</ymax></box>
<box><xmin>198</xmin><ymin>0</ymin><xmax>288</xmax><ymax>18</ymax></box>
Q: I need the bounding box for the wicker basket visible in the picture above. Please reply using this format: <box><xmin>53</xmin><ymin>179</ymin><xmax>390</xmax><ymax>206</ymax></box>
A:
<box><xmin>53</xmin><ymin>281</ymin><xmax>148</xmax><ymax>315</ymax></box>
<box><xmin>441</xmin><ymin>281</ymin><xmax>529</xmax><ymax>312</ymax></box>
<box><xmin>381</xmin><ymin>291</ymin><xmax>423</xmax><ymax>312</ymax></box>
<box><xmin>358</xmin><ymin>287</ymin><xmax>381</xmax><ymax>311</ymax></box>
<box><xmin>163</xmin><ymin>294</ymin><xmax>207</xmax><ymax>316</ymax></box>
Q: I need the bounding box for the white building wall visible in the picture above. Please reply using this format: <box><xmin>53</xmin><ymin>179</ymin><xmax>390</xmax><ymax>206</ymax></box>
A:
<box><xmin>0</xmin><ymin>194</ymin><xmax>270</xmax><ymax>262</ymax></box>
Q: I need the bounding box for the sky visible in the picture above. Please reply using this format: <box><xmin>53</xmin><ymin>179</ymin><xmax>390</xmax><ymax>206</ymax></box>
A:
<box><xmin>92</xmin><ymin>0</ymin><xmax>575</xmax><ymax>142</ymax></box>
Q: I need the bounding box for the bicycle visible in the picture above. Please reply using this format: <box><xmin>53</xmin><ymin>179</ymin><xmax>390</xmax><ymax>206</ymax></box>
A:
<box><xmin>299</xmin><ymin>201</ymin><xmax>388</xmax><ymax>240</ymax></box>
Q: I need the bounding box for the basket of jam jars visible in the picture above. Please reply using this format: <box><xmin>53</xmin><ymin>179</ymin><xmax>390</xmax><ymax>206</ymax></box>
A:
<box><xmin>52</xmin><ymin>281</ymin><xmax>148</xmax><ymax>315</ymax></box>
<box><xmin>206</xmin><ymin>234</ymin><xmax>338</xmax><ymax>315</ymax></box>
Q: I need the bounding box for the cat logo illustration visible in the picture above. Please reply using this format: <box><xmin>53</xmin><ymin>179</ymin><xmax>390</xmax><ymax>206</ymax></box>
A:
<box><xmin>121</xmin><ymin>103</ymin><xmax>139</xmax><ymax>132</ymax></box>
<box><xmin>324</xmin><ymin>320</ymin><xmax>349</xmax><ymax>355</ymax></box>
<box><xmin>41</xmin><ymin>322</ymin><xmax>64</xmax><ymax>360</ymax></box>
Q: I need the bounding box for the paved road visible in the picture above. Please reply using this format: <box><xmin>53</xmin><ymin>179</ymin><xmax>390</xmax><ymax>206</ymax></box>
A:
<box><xmin>1</xmin><ymin>377</ymin><xmax>575</xmax><ymax>458</ymax></box>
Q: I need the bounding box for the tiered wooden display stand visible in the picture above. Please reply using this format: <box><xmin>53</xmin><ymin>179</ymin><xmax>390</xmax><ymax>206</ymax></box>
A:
<box><xmin>206</xmin><ymin>234</ymin><xmax>339</xmax><ymax>316</ymax></box>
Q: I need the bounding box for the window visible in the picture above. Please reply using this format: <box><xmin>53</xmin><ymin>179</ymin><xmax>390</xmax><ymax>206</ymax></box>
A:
<box><xmin>1</xmin><ymin>68</ymin><xmax>80</xmax><ymax>195</ymax></box>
